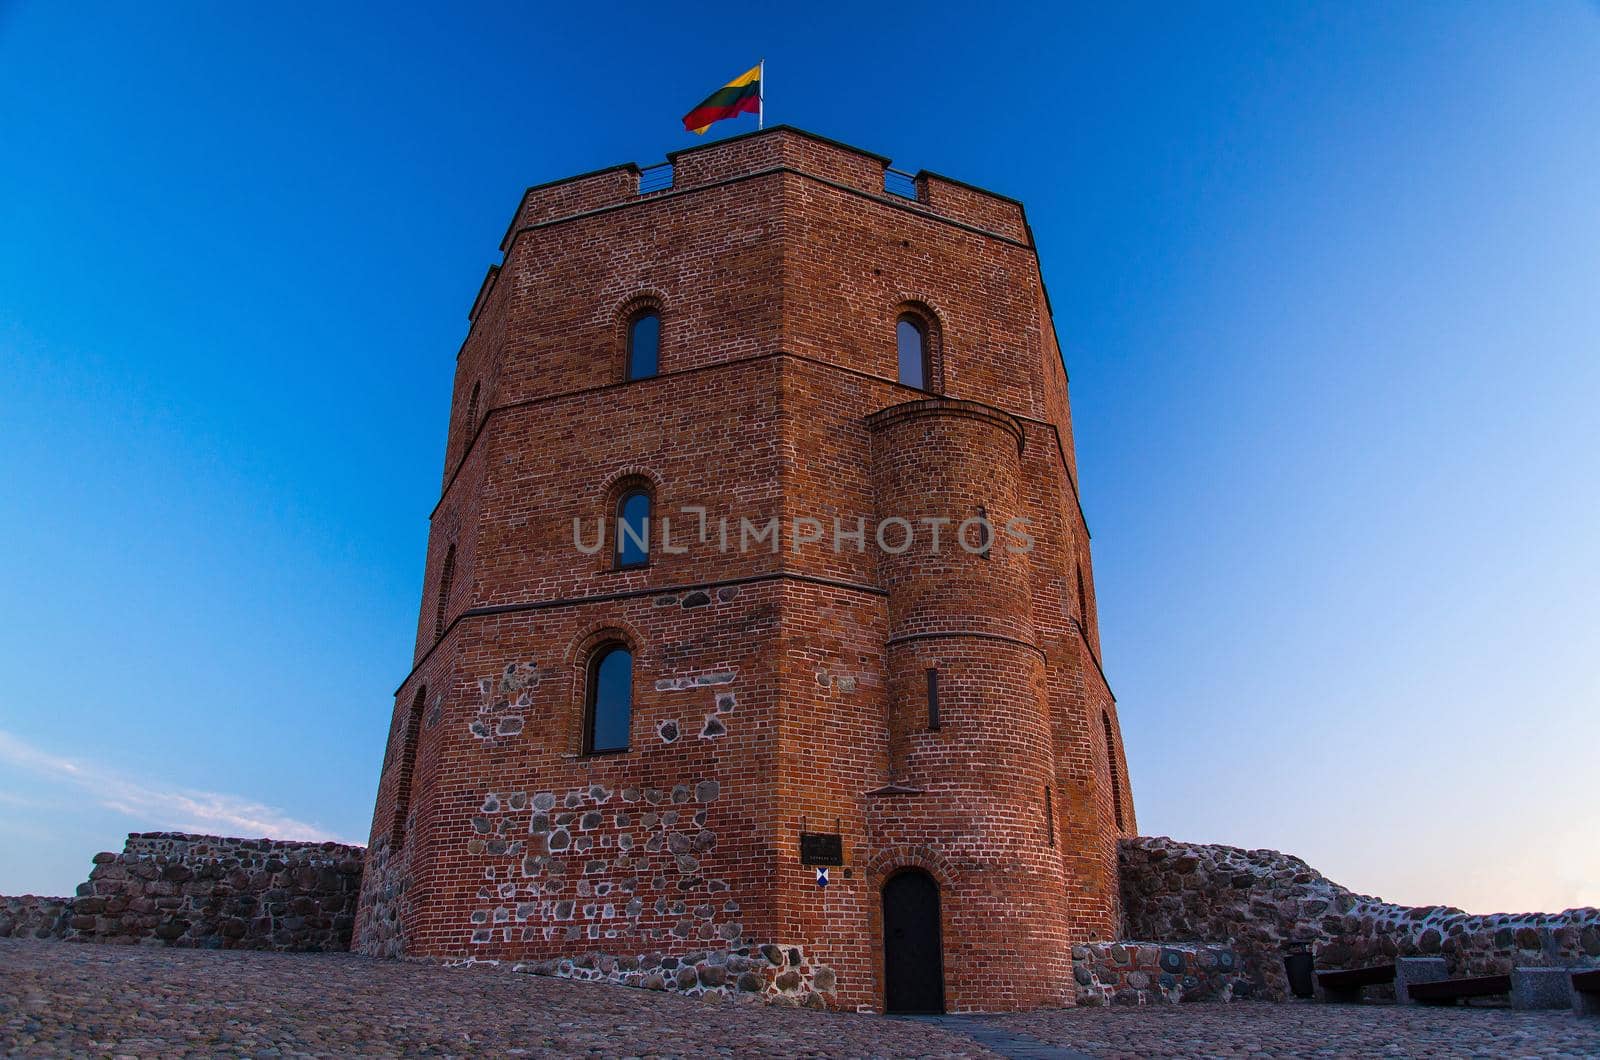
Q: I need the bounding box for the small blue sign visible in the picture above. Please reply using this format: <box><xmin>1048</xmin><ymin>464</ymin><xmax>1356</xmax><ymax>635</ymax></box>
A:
<box><xmin>816</xmin><ymin>866</ymin><xmax>829</xmax><ymax>888</ymax></box>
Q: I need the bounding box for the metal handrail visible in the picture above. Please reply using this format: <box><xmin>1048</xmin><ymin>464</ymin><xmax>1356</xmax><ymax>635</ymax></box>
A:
<box><xmin>883</xmin><ymin>167</ymin><xmax>918</xmax><ymax>200</ymax></box>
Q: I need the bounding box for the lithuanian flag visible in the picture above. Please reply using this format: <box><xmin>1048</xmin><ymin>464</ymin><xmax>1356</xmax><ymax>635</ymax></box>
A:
<box><xmin>682</xmin><ymin>63</ymin><xmax>761</xmax><ymax>135</ymax></box>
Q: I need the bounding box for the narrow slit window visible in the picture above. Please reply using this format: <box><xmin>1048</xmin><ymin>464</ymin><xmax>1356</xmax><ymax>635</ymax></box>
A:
<box><xmin>1102</xmin><ymin>711</ymin><xmax>1124</xmax><ymax>831</ymax></box>
<box><xmin>926</xmin><ymin>667</ymin><xmax>940</xmax><ymax>731</ymax></box>
<box><xmin>975</xmin><ymin>504</ymin><xmax>992</xmax><ymax>559</ymax></box>
<box><xmin>391</xmin><ymin>685</ymin><xmax>427</xmax><ymax>850</ymax></box>
<box><xmin>1045</xmin><ymin>787</ymin><xmax>1055</xmax><ymax>847</ymax></box>
<box><xmin>465</xmin><ymin>381</ymin><xmax>480</xmax><ymax>434</ymax></box>
<box><xmin>434</xmin><ymin>544</ymin><xmax>456</xmax><ymax>639</ymax></box>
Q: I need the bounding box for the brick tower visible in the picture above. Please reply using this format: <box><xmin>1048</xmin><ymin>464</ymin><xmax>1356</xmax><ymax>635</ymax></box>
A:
<box><xmin>355</xmin><ymin>127</ymin><xmax>1135</xmax><ymax>1013</ymax></box>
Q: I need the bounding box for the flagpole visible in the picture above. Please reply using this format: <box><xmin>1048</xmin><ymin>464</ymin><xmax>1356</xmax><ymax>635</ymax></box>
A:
<box><xmin>758</xmin><ymin>58</ymin><xmax>765</xmax><ymax>129</ymax></box>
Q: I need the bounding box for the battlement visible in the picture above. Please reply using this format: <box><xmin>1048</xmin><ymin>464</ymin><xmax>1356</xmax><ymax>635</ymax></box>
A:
<box><xmin>498</xmin><ymin>125</ymin><xmax>1030</xmax><ymax>253</ymax></box>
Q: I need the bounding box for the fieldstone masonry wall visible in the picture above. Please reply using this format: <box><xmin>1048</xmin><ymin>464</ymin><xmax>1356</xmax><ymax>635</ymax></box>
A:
<box><xmin>454</xmin><ymin>772</ymin><xmax>742</xmax><ymax>953</ymax></box>
<box><xmin>0</xmin><ymin>832</ymin><xmax>365</xmax><ymax>951</ymax></box>
<box><xmin>1073</xmin><ymin>941</ymin><xmax>1253</xmax><ymax>1006</ymax></box>
<box><xmin>509</xmin><ymin>942</ymin><xmax>837</xmax><ymax>1008</ymax></box>
<box><xmin>1119</xmin><ymin>836</ymin><xmax>1600</xmax><ymax>1002</ymax></box>
<box><xmin>0</xmin><ymin>896</ymin><xmax>74</xmax><ymax>940</ymax></box>
<box><xmin>354</xmin><ymin>834</ymin><xmax>409</xmax><ymax>958</ymax></box>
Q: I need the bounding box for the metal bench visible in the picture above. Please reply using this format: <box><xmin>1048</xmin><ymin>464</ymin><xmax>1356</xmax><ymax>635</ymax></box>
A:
<box><xmin>1316</xmin><ymin>963</ymin><xmax>1395</xmax><ymax>1003</ymax></box>
<box><xmin>1395</xmin><ymin>957</ymin><xmax>1448</xmax><ymax>1003</ymax></box>
<box><xmin>1406</xmin><ymin>974</ymin><xmax>1512</xmax><ymax>1005</ymax></box>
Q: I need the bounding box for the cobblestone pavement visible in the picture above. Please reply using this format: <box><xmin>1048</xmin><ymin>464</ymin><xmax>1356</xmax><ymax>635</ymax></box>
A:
<box><xmin>5</xmin><ymin>940</ymin><xmax>1600</xmax><ymax>1058</ymax></box>
<box><xmin>0</xmin><ymin>940</ymin><xmax>990</xmax><ymax>1058</ymax></box>
<box><xmin>987</xmin><ymin>1001</ymin><xmax>1600</xmax><ymax>1059</ymax></box>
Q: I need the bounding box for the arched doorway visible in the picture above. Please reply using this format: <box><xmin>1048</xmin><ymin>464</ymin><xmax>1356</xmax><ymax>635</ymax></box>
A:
<box><xmin>882</xmin><ymin>869</ymin><xmax>945</xmax><ymax>1013</ymax></box>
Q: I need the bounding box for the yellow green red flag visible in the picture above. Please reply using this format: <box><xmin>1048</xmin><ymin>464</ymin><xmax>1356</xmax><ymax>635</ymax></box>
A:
<box><xmin>682</xmin><ymin>63</ymin><xmax>762</xmax><ymax>135</ymax></box>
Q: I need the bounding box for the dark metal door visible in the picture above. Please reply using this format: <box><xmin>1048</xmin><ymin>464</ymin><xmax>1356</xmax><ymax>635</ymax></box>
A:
<box><xmin>882</xmin><ymin>869</ymin><xmax>945</xmax><ymax>1013</ymax></box>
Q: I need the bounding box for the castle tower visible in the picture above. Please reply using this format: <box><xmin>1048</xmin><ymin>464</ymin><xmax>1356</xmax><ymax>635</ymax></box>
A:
<box><xmin>355</xmin><ymin>127</ymin><xmax>1135</xmax><ymax>1013</ymax></box>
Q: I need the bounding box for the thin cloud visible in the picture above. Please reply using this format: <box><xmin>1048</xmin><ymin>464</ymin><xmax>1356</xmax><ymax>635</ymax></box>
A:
<box><xmin>0</xmin><ymin>729</ymin><xmax>356</xmax><ymax>845</ymax></box>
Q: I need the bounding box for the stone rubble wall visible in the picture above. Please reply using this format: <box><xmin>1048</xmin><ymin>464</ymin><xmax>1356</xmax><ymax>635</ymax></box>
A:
<box><xmin>353</xmin><ymin>834</ymin><xmax>409</xmax><ymax>958</ymax></box>
<box><xmin>1073</xmin><ymin>941</ymin><xmax>1253</xmax><ymax>1006</ymax></box>
<box><xmin>1119</xmin><ymin>835</ymin><xmax>1600</xmax><ymax>1001</ymax></box>
<box><xmin>0</xmin><ymin>896</ymin><xmax>76</xmax><ymax>940</ymax></box>
<box><xmin>506</xmin><ymin>942</ymin><xmax>837</xmax><ymax>1008</ymax></box>
<box><xmin>0</xmin><ymin>832</ymin><xmax>366</xmax><ymax>951</ymax></box>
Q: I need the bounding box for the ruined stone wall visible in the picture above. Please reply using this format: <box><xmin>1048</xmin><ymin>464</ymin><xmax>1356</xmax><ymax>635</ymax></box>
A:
<box><xmin>353</xmin><ymin>833</ymin><xmax>409</xmax><ymax>958</ymax></box>
<box><xmin>1</xmin><ymin>832</ymin><xmax>365</xmax><ymax>950</ymax></box>
<box><xmin>0</xmin><ymin>896</ymin><xmax>75</xmax><ymax>940</ymax></box>
<box><xmin>1073</xmin><ymin>941</ymin><xmax>1252</xmax><ymax>1005</ymax></box>
<box><xmin>510</xmin><ymin>942</ymin><xmax>836</xmax><ymax>1008</ymax></box>
<box><xmin>1120</xmin><ymin>836</ymin><xmax>1600</xmax><ymax>1001</ymax></box>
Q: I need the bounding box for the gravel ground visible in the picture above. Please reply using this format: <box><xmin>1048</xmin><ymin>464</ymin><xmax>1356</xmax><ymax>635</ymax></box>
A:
<box><xmin>4</xmin><ymin>938</ymin><xmax>1598</xmax><ymax>1058</ymax></box>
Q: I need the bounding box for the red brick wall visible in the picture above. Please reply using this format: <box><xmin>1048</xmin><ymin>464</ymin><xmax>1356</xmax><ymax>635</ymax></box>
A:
<box><xmin>356</xmin><ymin>126</ymin><xmax>1134</xmax><ymax>1012</ymax></box>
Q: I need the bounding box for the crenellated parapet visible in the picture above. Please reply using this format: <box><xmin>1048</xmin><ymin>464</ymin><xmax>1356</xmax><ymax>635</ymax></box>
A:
<box><xmin>496</xmin><ymin>127</ymin><xmax>1030</xmax><ymax>257</ymax></box>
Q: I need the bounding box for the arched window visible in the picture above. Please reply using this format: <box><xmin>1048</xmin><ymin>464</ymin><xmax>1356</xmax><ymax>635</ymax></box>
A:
<box><xmin>896</xmin><ymin>315</ymin><xmax>930</xmax><ymax>390</ymax></box>
<box><xmin>433</xmin><ymin>544</ymin><xmax>456</xmax><ymax>639</ymax></box>
<box><xmin>627</xmin><ymin>310</ymin><xmax>659</xmax><ymax>381</ymax></box>
<box><xmin>584</xmin><ymin>643</ymin><xmax>633</xmax><ymax>754</ymax></box>
<box><xmin>1102</xmin><ymin>711</ymin><xmax>1124</xmax><ymax>831</ymax></box>
<box><xmin>391</xmin><ymin>684</ymin><xmax>426</xmax><ymax>850</ymax></box>
<box><xmin>614</xmin><ymin>489</ymin><xmax>650</xmax><ymax>569</ymax></box>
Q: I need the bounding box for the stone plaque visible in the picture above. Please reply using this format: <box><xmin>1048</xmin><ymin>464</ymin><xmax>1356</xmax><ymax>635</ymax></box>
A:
<box><xmin>799</xmin><ymin>832</ymin><xmax>843</xmax><ymax>866</ymax></box>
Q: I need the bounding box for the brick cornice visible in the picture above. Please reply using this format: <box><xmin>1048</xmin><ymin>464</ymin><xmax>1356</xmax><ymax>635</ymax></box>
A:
<box><xmin>394</xmin><ymin>569</ymin><xmax>886</xmax><ymax>696</ymax></box>
<box><xmin>885</xmin><ymin>629</ymin><xmax>1047</xmax><ymax>659</ymax></box>
<box><xmin>864</xmin><ymin>396</ymin><xmax>1026</xmax><ymax>455</ymax></box>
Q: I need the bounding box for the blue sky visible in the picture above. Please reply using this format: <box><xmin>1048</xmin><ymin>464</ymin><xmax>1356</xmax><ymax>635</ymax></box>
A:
<box><xmin>1</xmin><ymin>3</ymin><xmax>1596</xmax><ymax>913</ymax></box>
